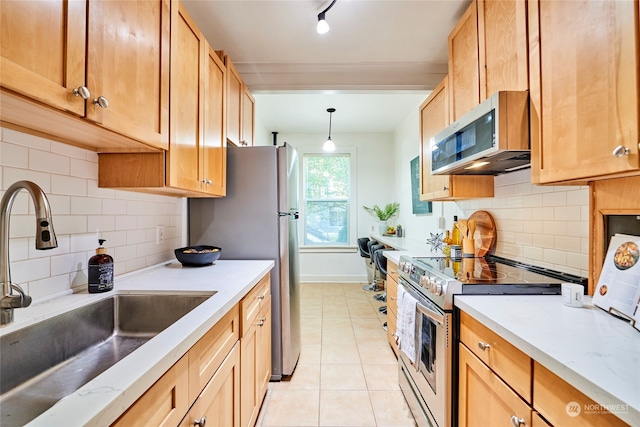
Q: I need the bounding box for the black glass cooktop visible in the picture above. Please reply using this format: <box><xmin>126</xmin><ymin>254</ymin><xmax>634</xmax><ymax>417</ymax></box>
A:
<box><xmin>412</xmin><ymin>254</ymin><xmax>587</xmax><ymax>286</ymax></box>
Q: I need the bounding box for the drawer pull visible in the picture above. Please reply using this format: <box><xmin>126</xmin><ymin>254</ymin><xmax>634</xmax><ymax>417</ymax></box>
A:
<box><xmin>73</xmin><ymin>86</ymin><xmax>90</xmax><ymax>99</ymax></box>
<box><xmin>478</xmin><ymin>342</ymin><xmax>490</xmax><ymax>351</ymax></box>
<box><xmin>257</xmin><ymin>317</ymin><xmax>266</xmax><ymax>326</ymax></box>
<box><xmin>257</xmin><ymin>294</ymin><xmax>265</xmax><ymax>300</ymax></box>
<box><xmin>92</xmin><ymin>95</ymin><xmax>109</xmax><ymax>109</ymax></box>
<box><xmin>194</xmin><ymin>416</ymin><xmax>207</xmax><ymax>426</ymax></box>
<box><xmin>390</xmin><ymin>296</ymin><xmax>396</xmax><ymax>300</ymax></box>
<box><xmin>509</xmin><ymin>415</ymin><xmax>525</xmax><ymax>426</ymax></box>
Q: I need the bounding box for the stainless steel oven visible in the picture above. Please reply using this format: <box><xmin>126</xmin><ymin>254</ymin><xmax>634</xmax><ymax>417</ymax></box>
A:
<box><xmin>398</xmin><ymin>277</ymin><xmax>452</xmax><ymax>427</ymax></box>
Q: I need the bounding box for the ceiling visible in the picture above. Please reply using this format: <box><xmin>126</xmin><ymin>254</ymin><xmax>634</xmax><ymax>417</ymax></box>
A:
<box><xmin>181</xmin><ymin>0</ymin><xmax>471</xmax><ymax>134</ymax></box>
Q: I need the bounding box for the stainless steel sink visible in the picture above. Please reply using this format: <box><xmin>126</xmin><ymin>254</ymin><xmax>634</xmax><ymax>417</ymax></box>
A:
<box><xmin>0</xmin><ymin>292</ymin><xmax>215</xmax><ymax>426</ymax></box>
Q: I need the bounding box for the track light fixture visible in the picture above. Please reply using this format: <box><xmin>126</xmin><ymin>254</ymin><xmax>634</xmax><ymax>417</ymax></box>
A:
<box><xmin>323</xmin><ymin>108</ymin><xmax>336</xmax><ymax>152</ymax></box>
<box><xmin>317</xmin><ymin>0</ymin><xmax>337</xmax><ymax>34</ymax></box>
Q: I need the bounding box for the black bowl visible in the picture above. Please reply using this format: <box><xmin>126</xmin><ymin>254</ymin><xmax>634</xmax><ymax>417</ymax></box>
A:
<box><xmin>174</xmin><ymin>245</ymin><xmax>222</xmax><ymax>267</ymax></box>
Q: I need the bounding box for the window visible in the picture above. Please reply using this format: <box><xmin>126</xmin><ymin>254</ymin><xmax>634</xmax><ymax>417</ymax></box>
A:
<box><xmin>302</xmin><ymin>151</ymin><xmax>355</xmax><ymax>246</ymax></box>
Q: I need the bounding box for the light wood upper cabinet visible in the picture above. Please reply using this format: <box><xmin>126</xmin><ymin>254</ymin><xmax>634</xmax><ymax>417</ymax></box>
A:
<box><xmin>477</xmin><ymin>0</ymin><xmax>529</xmax><ymax>100</ymax></box>
<box><xmin>448</xmin><ymin>0</ymin><xmax>529</xmax><ymax>122</ymax></box>
<box><xmin>219</xmin><ymin>52</ymin><xmax>255</xmax><ymax>147</ymax></box>
<box><xmin>0</xmin><ymin>0</ymin><xmax>169</xmax><ymax>152</ymax></box>
<box><xmin>98</xmin><ymin>1</ymin><xmax>226</xmax><ymax>197</ymax></box>
<box><xmin>242</xmin><ymin>87</ymin><xmax>256</xmax><ymax>147</ymax></box>
<box><xmin>0</xmin><ymin>0</ymin><xmax>87</xmax><ymax>115</ymax></box>
<box><xmin>420</xmin><ymin>77</ymin><xmax>494</xmax><ymax>201</ymax></box>
<box><xmin>448</xmin><ymin>0</ymin><xmax>480</xmax><ymax>122</ymax></box>
<box><xmin>529</xmin><ymin>0</ymin><xmax>640</xmax><ymax>184</ymax></box>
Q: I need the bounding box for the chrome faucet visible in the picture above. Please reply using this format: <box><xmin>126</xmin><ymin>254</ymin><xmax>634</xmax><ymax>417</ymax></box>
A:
<box><xmin>1</xmin><ymin>181</ymin><xmax>58</xmax><ymax>325</ymax></box>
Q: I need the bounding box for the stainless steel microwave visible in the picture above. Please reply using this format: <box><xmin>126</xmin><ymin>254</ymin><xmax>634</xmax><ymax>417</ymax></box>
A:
<box><xmin>430</xmin><ymin>91</ymin><xmax>530</xmax><ymax>175</ymax></box>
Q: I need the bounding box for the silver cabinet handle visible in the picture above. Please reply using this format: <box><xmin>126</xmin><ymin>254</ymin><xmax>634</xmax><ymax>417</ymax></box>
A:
<box><xmin>510</xmin><ymin>415</ymin><xmax>525</xmax><ymax>426</ymax></box>
<box><xmin>200</xmin><ymin>179</ymin><xmax>212</xmax><ymax>185</ymax></box>
<box><xmin>194</xmin><ymin>416</ymin><xmax>207</xmax><ymax>427</ymax></box>
<box><xmin>478</xmin><ymin>342</ymin><xmax>490</xmax><ymax>351</ymax></box>
<box><xmin>443</xmin><ymin>186</ymin><xmax>449</xmax><ymax>191</ymax></box>
<box><xmin>390</xmin><ymin>296</ymin><xmax>396</xmax><ymax>300</ymax></box>
<box><xmin>257</xmin><ymin>317</ymin><xmax>266</xmax><ymax>326</ymax></box>
<box><xmin>73</xmin><ymin>86</ymin><xmax>90</xmax><ymax>99</ymax></box>
<box><xmin>93</xmin><ymin>96</ymin><xmax>109</xmax><ymax>108</ymax></box>
<box><xmin>612</xmin><ymin>145</ymin><xmax>630</xmax><ymax>157</ymax></box>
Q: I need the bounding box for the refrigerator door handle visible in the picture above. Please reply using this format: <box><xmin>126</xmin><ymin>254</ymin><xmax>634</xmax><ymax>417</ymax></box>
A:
<box><xmin>278</xmin><ymin>212</ymin><xmax>300</xmax><ymax>219</ymax></box>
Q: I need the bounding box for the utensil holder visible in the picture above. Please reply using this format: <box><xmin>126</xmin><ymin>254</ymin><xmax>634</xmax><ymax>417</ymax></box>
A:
<box><xmin>462</xmin><ymin>238</ymin><xmax>475</xmax><ymax>257</ymax></box>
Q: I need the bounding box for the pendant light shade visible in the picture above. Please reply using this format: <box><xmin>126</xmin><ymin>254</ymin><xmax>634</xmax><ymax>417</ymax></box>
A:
<box><xmin>316</xmin><ymin>0</ymin><xmax>337</xmax><ymax>34</ymax></box>
<box><xmin>323</xmin><ymin>108</ymin><xmax>336</xmax><ymax>152</ymax></box>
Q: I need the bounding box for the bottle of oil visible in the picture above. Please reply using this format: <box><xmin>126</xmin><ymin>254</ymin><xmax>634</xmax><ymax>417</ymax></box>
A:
<box><xmin>88</xmin><ymin>239</ymin><xmax>114</xmax><ymax>293</ymax></box>
<box><xmin>451</xmin><ymin>215</ymin><xmax>461</xmax><ymax>246</ymax></box>
<box><xmin>442</xmin><ymin>230</ymin><xmax>452</xmax><ymax>256</ymax></box>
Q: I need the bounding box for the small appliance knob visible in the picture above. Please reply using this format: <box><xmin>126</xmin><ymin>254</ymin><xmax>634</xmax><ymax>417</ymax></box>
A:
<box><xmin>419</xmin><ymin>275</ymin><xmax>429</xmax><ymax>287</ymax></box>
<box><xmin>432</xmin><ymin>280</ymin><xmax>443</xmax><ymax>296</ymax></box>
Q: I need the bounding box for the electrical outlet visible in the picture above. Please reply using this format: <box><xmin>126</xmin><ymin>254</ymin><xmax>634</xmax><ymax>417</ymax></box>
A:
<box><xmin>370</xmin><ymin>225</ymin><xmax>375</xmax><ymax>232</ymax></box>
<box><xmin>156</xmin><ymin>226</ymin><xmax>165</xmax><ymax>245</ymax></box>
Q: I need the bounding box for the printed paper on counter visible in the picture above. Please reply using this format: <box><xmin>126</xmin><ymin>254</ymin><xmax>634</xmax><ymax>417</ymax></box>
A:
<box><xmin>593</xmin><ymin>234</ymin><xmax>640</xmax><ymax>326</ymax></box>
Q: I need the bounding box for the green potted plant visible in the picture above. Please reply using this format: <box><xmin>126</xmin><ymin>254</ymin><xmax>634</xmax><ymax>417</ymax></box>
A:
<box><xmin>363</xmin><ymin>203</ymin><xmax>400</xmax><ymax>234</ymax></box>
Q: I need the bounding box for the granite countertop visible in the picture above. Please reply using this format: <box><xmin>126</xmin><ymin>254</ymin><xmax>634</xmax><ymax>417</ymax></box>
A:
<box><xmin>455</xmin><ymin>295</ymin><xmax>640</xmax><ymax>426</ymax></box>
<box><xmin>1</xmin><ymin>260</ymin><xmax>274</xmax><ymax>426</ymax></box>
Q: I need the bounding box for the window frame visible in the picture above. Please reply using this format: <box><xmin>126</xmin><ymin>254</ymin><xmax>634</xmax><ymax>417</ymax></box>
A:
<box><xmin>298</xmin><ymin>147</ymin><xmax>357</xmax><ymax>251</ymax></box>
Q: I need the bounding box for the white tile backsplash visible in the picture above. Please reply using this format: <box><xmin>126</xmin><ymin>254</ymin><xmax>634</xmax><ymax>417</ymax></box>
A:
<box><xmin>1</xmin><ymin>128</ymin><xmax>184</xmax><ymax>302</ymax></box>
<box><xmin>458</xmin><ymin>168</ymin><xmax>589</xmax><ymax>277</ymax></box>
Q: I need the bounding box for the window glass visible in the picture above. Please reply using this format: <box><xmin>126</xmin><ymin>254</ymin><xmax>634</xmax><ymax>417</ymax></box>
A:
<box><xmin>303</xmin><ymin>154</ymin><xmax>350</xmax><ymax>245</ymax></box>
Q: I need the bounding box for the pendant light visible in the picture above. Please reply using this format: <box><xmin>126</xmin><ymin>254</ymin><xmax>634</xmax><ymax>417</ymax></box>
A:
<box><xmin>323</xmin><ymin>108</ymin><xmax>336</xmax><ymax>152</ymax></box>
<box><xmin>317</xmin><ymin>0</ymin><xmax>337</xmax><ymax>34</ymax></box>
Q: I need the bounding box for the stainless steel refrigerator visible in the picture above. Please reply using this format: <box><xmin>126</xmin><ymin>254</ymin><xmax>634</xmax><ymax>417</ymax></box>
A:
<box><xmin>188</xmin><ymin>144</ymin><xmax>301</xmax><ymax>380</ymax></box>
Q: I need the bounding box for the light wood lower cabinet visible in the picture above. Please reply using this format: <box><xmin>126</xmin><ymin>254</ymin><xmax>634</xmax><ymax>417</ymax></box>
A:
<box><xmin>458</xmin><ymin>343</ymin><xmax>532</xmax><ymax>427</ymax></box>
<box><xmin>111</xmin><ymin>274</ymin><xmax>271</xmax><ymax>427</ymax></box>
<box><xmin>112</xmin><ymin>356</ymin><xmax>190</xmax><ymax>427</ymax></box>
<box><xmin>240</xmin><ymin>274</ymin><xmax>272</xmax><ymax>427</ymax></box>
<box><xmin>533</xmin><ymin>362</ymin><xmax>628</xmax><ymax>427</ymax></box>
<box><xmin>459</xmin><ymin>310</ymin><xmax>629</xmax><ymax>427</ymax></box>
<box><xmin>180</xmin><ymin>343</ymin><xmax>241</xmax><ymax>427</ymax></box>
<box><xmin>386</xmin><ymin>260</ymin><xmax>399</xmax><ymax>357</ymax></box>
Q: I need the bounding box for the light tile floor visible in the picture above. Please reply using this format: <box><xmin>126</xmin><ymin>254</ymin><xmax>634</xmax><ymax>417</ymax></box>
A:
<box><xmin>256</xmin><ymin>283</ymin><xmax>416</xmax><ymax>427</ymax></box>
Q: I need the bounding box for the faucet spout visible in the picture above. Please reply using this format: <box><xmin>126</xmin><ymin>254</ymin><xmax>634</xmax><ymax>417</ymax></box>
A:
<box><xmin>1</xmin><ymin>181</ymin><xmax>58</xmax><ymax>325</ymax></box>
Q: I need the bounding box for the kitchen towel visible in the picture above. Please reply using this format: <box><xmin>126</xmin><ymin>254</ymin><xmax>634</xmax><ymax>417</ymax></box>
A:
<box><xmin>397</xmin><ymin>284</ymin><xmax>418</xmax><ymax>364</ymax></box>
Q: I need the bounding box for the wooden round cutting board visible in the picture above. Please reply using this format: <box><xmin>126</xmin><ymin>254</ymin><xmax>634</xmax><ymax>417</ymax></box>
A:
<box><xmin>468</xmin><ymin>210</ymin><xmax>496</xmax><ymax>256</ymax></box>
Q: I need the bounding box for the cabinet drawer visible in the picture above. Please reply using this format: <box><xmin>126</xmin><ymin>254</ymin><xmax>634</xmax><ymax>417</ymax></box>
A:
<box><xmin>189</xmin><ymin>304</ymin><xmax>240</xmax><ymax>402</ymax></box>
<box><xmin>533</xmin><ymin>362</ymin><xmax>628</xmax><ymax>427</ymax></box>
<box><xmin>458</xmin><ymin>343</ymin><xmax>532</xmax><ymax>427</ymax></box>
<box><xmin>460</xmin><ymin>311</ymin><xmax>532</xmax><ymax>402</ymax></box>
<box><xmin>387</xmin><ymin>260</ymin><xmax>399</xmax><ymax>283</ymax></box>
<box><xmin>112</xmin><ymin>355</ymin><xmax>189</xmax><ymax>427</ymax></box>
<box><xmin>241</xmin><ymin>274</ymin><xmax>271</xmax><ymax>336</ymax></box>
<box><xmin>387</xmin><ymin>275</ymin><xmax>398</xmax><ymax>316</ymax></box>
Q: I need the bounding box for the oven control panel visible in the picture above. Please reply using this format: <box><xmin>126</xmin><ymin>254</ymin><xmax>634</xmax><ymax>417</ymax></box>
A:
<box><xmin>399</xmin><ymin>257</ymin><xmax>449</xmax><ymax>306</ymax></box>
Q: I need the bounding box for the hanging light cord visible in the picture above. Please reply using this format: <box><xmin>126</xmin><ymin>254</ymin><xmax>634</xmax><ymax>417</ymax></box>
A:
<box><xmin>318</xmin><ymin>0</ymin><xmax>337</xmax><ymax>21</ymax></box>
<box><xmin>327</xmin><ymin>110</ymin><xmax>333</xmax><ymax>139</ymax></box>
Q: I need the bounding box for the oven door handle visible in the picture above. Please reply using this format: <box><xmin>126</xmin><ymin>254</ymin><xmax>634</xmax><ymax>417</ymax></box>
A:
<box><xmin>400</xmin><ymin>281</ymin><xmax>445</xmax><ymax>326</ymax></box>
<box><xmin>416</xmin><ymin>301</ymin><xmax>444</xmax><ymax>326</ymax></box>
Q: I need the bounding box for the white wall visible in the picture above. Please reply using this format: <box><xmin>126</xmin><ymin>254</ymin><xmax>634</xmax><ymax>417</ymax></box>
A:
<box><xmin>273</xmin><ymin>132</ymin><xmax>395</xmax><ymax>283</ymax></box>
<box><xmin>0</xmin><ymin>127</ymin><xmax>184</xmax><ymax>303</ymax></box>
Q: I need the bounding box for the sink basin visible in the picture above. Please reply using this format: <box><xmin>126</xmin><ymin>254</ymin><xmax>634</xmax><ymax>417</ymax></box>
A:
<box><xmin>0</xmin><ymin>292</ymin><xmax>215</xmax><ymax>426</ymax></box>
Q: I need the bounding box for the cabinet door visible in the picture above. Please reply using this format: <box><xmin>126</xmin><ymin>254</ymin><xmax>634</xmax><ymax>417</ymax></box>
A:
<box><xmin>533</xmin><ymin>362</ymin><xmax>629</xmax><ymax>427</ymax></box>
<box><xmin>112</xmin><ymin>356</ymin><xmax>189</xmax><ymax>427</ymax></box>
<box><xmin>167</xmin><ymin>2</ymin><xmax>204</xmax><ymax>193</ymax></box>
<box><xmin>256</xmin><ymin>299</ymin><xmax>272</xmax><ymax>403</ymax></box>
<box><xmin>181</xmin><ymin>343</ymin><xmax>241</xmax><ymax>427</ymax></box>
<box><xmin>241</xmin><ymin>87</ymin><xmax>255</xmax><ymax>146</ymax></box>
<box><xmin>202</xmin><ymin>45</ymin><xmax>227</xmax><ymax>196</ymax></box>
<box><xmin>240</xmin><ymin>317</ymin><xmax>259</xmax><ymax>427</ymax></box>
<box><xmin>477</xmin><ymin>0</ymin><xmax>529</xmax><ymax>100</ymax></box>
<box><xmin>458</xmin><ymin>344</ymin><xmax>532</xmax><ymax>427</ymax></box>
<box><xmin>87</xmin><ymin>0</ymin><xmax>170</xmax><ymax>150</ymax></box>
<box><xmin>0</xmin><ymin>0</ymin><xmax>86</xmax><ymax>115</ymax></box>
<box><xmin>448</xmin><ymin>0</ymin><xmax>480</xmax><ymax>121</ymax></box>
<box><xmin>420</xmin><ymin>77</ymin><xmax>494</xmax><ymax>201</ymax></box>
<box><xmin>226</xmin><ymin>59</ymin><xmax>243</xmax><ymax>147</ymax></box>
<box><xmin>529</xmin><ymin>0</ymin><xmax>640</xmax><ymax>184</ymax></box>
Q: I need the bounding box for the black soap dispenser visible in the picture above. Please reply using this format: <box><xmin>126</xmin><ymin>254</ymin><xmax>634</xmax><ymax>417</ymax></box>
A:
<box><xmin>88</xmin><ymin>239</ymin><xmax>114</xmax><ymax>293</ymax></box>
